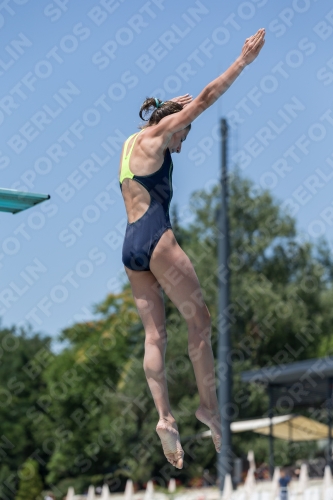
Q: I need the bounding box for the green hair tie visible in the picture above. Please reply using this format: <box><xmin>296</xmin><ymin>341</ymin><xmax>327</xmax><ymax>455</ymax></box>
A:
<box><xmin>154</xmin><ymin>97</ymin><xmax>164</xmax><ymax>108</ymax></box>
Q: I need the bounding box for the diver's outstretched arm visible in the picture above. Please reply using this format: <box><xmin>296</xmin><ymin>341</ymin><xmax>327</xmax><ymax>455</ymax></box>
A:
<box><xmin>154</xmin><ymin>28</ymin><xmax>265</xmax><ymax>137</ymax></box>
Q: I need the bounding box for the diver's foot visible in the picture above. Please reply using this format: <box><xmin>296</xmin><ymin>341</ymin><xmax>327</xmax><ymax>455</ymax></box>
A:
<box><xmin>156</xmin><ymin>418</ymin><xmax>184</xmax><ymax>468</ymax></box>
<box><xmin>195</xmin><ymin>406</ymin><xmax>222</xmax><ymax>453</ymax></box>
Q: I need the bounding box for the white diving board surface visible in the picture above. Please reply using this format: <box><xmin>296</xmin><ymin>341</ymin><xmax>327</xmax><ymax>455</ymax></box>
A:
<box><xmin>0</xmin><ymin>188</ymin><xmax>50</xmax><ymax>214</ymax></box>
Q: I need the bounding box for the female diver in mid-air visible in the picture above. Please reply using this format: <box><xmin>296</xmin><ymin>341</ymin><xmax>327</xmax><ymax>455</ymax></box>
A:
<box><xmin>118</xmin><ymin>28</ymin><xmax>265</xmax><ymax>469</ymax></box>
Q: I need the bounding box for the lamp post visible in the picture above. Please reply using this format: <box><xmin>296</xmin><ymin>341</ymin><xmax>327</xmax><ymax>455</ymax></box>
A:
<box><xmin>217</xmin><ymin>118</ymin><xmax>233</xmax><ymax>491</ymax></box>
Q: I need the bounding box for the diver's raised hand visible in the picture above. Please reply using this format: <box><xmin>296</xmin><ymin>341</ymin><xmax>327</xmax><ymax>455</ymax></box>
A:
<box><xmin>240</xmin><ymin>28</ymin><xmax>265</xmax><ymax>66</ymax></box>
<box><xmin>170</xmin><ymin>94</ymin><xmax>193</xmax><ymax>107</ymax></box>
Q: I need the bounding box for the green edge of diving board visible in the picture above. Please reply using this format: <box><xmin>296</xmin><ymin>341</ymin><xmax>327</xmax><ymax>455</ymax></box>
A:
<box><xmin>0</xmin><ymin>188</ymin><xmax>51</xmax><ymax>214</ymax></box>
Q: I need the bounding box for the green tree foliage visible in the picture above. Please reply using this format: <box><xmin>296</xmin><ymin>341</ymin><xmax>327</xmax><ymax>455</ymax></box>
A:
<box><xmin>15</xmin><ymin>459</ymin><xmax>43</xmax><ymax>500</ymax></box>
<box><xmin>0</xmin><ymin>326</ymin><xmax>51</xmax><ymax>499</ymax></box>
<box><xmin>178</xmin><ymin>171</ymin><xmax>333</xmax><ymax>465</ymax></box>
<box><xmin>183</xmin><ymin>172</ymin><xmax>333</xmax><ymax>415</ymax></box>
<box><xmin>40</xmin><ymin>287</ymin><xmax>154</xmax><ymax>487</ymax></box>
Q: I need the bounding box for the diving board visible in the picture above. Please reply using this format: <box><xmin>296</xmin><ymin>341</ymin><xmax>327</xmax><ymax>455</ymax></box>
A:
<box><xmin>0</xmin><ymin>188</ymin><xmax>50</xmax><ymax>214</ymax></box>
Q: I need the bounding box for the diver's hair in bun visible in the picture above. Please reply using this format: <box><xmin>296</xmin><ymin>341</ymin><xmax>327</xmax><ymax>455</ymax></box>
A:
<box><xmin>139</xmin><ymin>97</ymin><xmax>183</xmax><ymax>127</ymax></box>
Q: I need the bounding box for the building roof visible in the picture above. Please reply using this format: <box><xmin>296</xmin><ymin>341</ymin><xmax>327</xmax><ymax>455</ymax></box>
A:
<box><xmin>241</xmin><ymin>357</ymin><xmax>333</xmax><ymax>408</ymax></box>
<box><xmin>241</xmin><ymin>357</ymin><xmax>333</xmax><ymax>385</ymax></box>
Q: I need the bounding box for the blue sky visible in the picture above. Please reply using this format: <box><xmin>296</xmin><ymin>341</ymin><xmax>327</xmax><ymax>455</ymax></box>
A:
<box><xmin>1</xmin><ymin>0</ymin><xmax>333</xmax><ymax>344</ymax></box>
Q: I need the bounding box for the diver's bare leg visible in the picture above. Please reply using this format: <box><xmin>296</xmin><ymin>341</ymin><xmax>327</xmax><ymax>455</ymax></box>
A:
<box><xmin>125</xmin><ymin>267</ymin><xmax>184</xmax><ymax>468</ymax></box>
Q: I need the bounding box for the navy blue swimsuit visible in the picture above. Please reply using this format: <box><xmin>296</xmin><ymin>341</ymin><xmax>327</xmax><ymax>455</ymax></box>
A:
<box><xmin>119</xmin><ymin>133</ymin><xmax>173</xmax><ymax>271</ymax></box>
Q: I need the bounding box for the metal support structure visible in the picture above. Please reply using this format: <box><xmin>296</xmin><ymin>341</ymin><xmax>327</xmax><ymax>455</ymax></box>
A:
<box><xmin>288</xmin><ymin>419</ymin><xmax>293</xmax><ymax>465</ymax></box>
<box><xmin>217</xmin><ymin>118</ymin><xmax>232</xmax><ymax>491</ymax></box>
<box><xmin>268</xmin><ymin>385</ymin><xmax>275</xmax><ymax>478</ymax></box>
<box><xmin>328</xmin><ymin>377</ymin><xmax>333</xmax><ymax>470</ymax></box>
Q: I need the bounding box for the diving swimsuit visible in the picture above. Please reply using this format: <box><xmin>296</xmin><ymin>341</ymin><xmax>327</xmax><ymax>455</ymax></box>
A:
<box><xmin>119</xmin><ymin>131</ymin><xmax>173</xmax><ymax>271</ymax></box>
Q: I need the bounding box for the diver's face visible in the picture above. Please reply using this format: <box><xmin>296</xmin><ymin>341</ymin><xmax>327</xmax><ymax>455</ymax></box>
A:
<box><xmin>169</xmin><ymin>127</ymin><xmax>190</xmax><ymax>154</ymax></box>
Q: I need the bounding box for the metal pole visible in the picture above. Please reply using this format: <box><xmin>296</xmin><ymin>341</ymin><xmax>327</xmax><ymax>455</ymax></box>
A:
<box><xmin>328</xmin><ymin>377</ymin><xmax>333</xmax><ymax>470</ymax></box>
<box><xmin>217</xmin><ymin>118</ymin><xmax>232</xmax><ymax>492</ymax></box>
<box><xmin>268</xmin><ymin>385</ymin><xmax>275</xmax><ymax>478</ymax></box>
<box><xmin>288</xmin><ymin>419</ymin><xmax>293</xmax><ymax>465</ymax></box>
